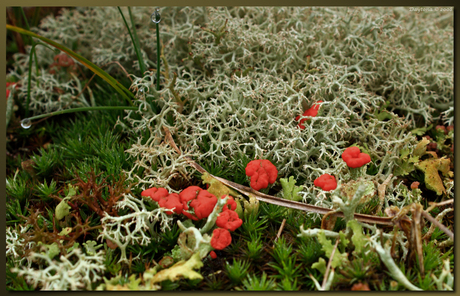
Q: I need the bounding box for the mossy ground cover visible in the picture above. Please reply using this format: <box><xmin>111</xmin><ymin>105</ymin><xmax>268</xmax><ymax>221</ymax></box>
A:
<box><xmin>6</xmin><ymin>7</ymin><xmax>454</xmax><ymax>291</ymax></box>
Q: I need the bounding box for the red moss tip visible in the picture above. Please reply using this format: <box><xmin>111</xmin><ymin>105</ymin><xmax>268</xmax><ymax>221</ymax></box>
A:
<box><xmin>216</xmin><ymin>210</ymin><xmax>243</xmax><ymax>231</ymax></box>
<box><xmin>295</xmin><ymin>101</ymin><xmax>323</xmax><ymax>129</ymax></box>
<box><xmin>210</xmin><ymin>228</ymin><xmax>232</xmax><ymax>250</ymax></box>
<box><xmin>314</xmin><ymin>174</ymin><xmax>337</xmax><ymax>191</ymax></box>
<box><xmin>341</xmin><ymin>146</ymin><xmax>371</xmax><ymax>168</ymax></box>
<box><xmin>245</xmin><ymin>159</ymin><xmax>278</xmax><ymax>190</ymax></box>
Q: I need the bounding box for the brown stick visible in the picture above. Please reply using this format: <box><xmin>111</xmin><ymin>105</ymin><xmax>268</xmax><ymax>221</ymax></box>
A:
<box><xmin>274</xmin><ymin>218</ymin><xmax>286</xmax><ymax>246</ymax></box>
<box><xmin>322</xmin><ymin>238</ymin><xmax>339</xmax><ymax>289</ymax></box>
<box><xmin>421</xmin><ymin>210</ymin><xmax>454</xmax><ymax>240</ymax></box>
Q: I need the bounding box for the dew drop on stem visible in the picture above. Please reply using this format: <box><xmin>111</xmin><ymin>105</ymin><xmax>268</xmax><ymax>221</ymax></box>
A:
<box><xmin>151</xmin><ymin>8</ymin><xmax>161</xmax><ymax>23</ymax></box>
<box><xmin>21</xmin><ymin>118</ymin><xmax>32</xmax><ymax>129</ymax></box>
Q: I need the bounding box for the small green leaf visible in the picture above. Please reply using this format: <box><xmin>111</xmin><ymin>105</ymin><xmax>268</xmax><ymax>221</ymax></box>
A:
<box><xmin>312</xmin><ymin>257</ymin><xmax>327</xmax><ymax>275</ymax></box>
<box><xmin>202</xmin><ymin>172</ymin><xmax>238</xmax><ymax>197</ymax></box>
<box><xmin>67</xmin><ymin>242</ymin><xmax>80</xmax><ymax>253</ymax></box>
<box><xmin>280</xmin><ymin>176</ymin><xmax>303</xmax><ymax>201</ymax></box>
<box><xmin>151</xmin><ymin>252</ymin><xmax>203</xmax><ymax>284</ymax></box>
<box><xmin>58</xmin><ymin>227</ymin><xmax>72</xmax><ymax>236</ymax></box>
<box><xmin>415</xmin><ymin>158</ymin><xmax>450</xmax><ymax>195</ymax></box>
<box><xmin>339</xmin><ymin>232</ymin><xmax>349</xmax><ymax>249</ymax></box>
<box><xmin>410</xmin><ymin>125</ymin><xmax>432</xmax><ymax>136</ymax></box>
<box><xmin>347</xmin><ymin>220</ymin><xmax>366</xmax><ymax>254</ymax></box>
<box><xmin>83</xmin><ymin>240</ymin><xmax>103</xmax><ymax>255</ymax></box>
<box><xmin>55</xmin><ymin>199</ymin><xmax>71</xmax><ymax>220</ymax></box>
<box><xmin>413</xmin><ymin>138</ymin><xmax>430</xmax><ymax>157</ymax></box>
<box><xmin>376</xmin><ymin>110</ymin><xmax>393</xmax><ymax>121</ymax></box>
<box><xmin>317</xmin><ymin>230</ymin><xmax>348</xmax><ymax>269</ymax></box>
<box><xmin>38</xmin><ymin>242</ymin><xmax>60</xmax><ymax>260</ymax></box>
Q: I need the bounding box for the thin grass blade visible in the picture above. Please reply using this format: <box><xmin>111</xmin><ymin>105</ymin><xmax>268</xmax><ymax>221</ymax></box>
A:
<box><xmin>7</xmin><ymin>24</ymin><xmax>135</xmax><ymax>106</ymax></box>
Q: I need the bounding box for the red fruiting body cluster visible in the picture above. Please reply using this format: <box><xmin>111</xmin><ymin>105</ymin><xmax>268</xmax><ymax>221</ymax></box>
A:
<box><xmin>179</xmin><ymin>186</ymin><xmax>217</xmax><ymax>220</ymax></box>
<box><xmin>142</xmin><ymin>187</ymin><xmax>169</xmax><ymax>202</ymax></box>
<box><xmin>341</xmin><ymin>146</ymin><xmax>371</xmax><ymax>168</ymax></box>
<box><xmin>142</xmin><ymin>186</ymin><xmax>243</xmax><ymax>254</ymax></box>
<box><xmin>216</xmin><ymin>209</ymin><xmax>243</xmax><ymax>231</ymax></box>
<box><xmin>210</xmin><ymin>228</ymin><xmax>232</xmax><ymax>250</ymax></box>
<box><xmin>295</xmin><ymin>101</ymin><xmax>323</xmax><ymax>129</ymax></box>
<box><xmin>141</xmin><ymin>187</ymin><xmax>243</xmax><ymax>233</ymax></box>
<box><xmin>158</xmin><ymin>193</ymin><xmax>183</xmax><ymax>215</ymax></box>
<box><xmin>221</xmin><ymin>194</ymin><xmax>237</xmax><ymax>211</ymax></box>
<box><xmin>314</xmin><ymin>174</ymin><xmax>337</xmax><ymax>191</ymax></box>
<box><xmin>245</xmin><ymin>159</ymin><xmax>278</xmax><ymax>190</ymax></box>
<box><xmin>49</xmin><ymin>53</ymin><xmax>77</xmax><ymax>74</ymax></box>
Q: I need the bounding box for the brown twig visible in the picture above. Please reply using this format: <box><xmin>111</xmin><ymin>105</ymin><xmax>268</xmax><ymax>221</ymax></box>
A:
<box><xmin>71</xmin><ymin>73</ymin><xmax>96</xmax><ymax>101</ymax></box>
<box><xmin>421</xmin><ymin>210</ymin><xmax>454</xmax><ymax>240</ymax></box>
<box><xmin>410</xmin><ymin>203</ymin><xmax>424</xmax><ymax>276</ymax></box>
<box><xmin>104</xmin><ymin>61</ymin><xmax>133</xmax><ymax>83</ymax></box>
<box><xmin>376</xmin><ymin>174</ymin><xmax>393</xmax><ymax>214</ymax></box>
<box><xmin>273</xmin><ymin>218</ymin><xmax>286</xmax><ymax>247</ymax></box>
<box><xmin>426</xmin><ymin>199</ymin><xmax>454</xmax><ymax>213</ymax></box>
<box><xmin>322</xmin><ymin>238</ymin><xmax>339</xmax><ymax>289</ymax></box>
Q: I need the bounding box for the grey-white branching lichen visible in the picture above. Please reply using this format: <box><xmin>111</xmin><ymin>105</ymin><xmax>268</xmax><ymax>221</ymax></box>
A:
<box><xmin>11</xmin><ymin>248</ymin><xmax>106</xmax><ymax>290</ymax></box>
<box><xmin>7</xmin><ymin>7</ymin><xmax>453</xmax><ymax>291</ymax></box>
<box><xmin>98</xmin><ymin>193</ymin><xmax>174</xmax><ymax>263</ymax></box>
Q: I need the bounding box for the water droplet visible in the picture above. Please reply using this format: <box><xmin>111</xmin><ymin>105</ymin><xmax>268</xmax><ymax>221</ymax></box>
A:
<box><xmin>21</xmin><ymin>118</ymin><xmax>32</xmax><ymax>129</ymax></box>
<box><xmin>139</xmin><ymin>87</ymin><xmax>144</xmax><ymax>94</ymax></box>
<box><xmin>151</xmin><ymin>8</ymin><xmax>161</xmax><ymax>23</ymax></box>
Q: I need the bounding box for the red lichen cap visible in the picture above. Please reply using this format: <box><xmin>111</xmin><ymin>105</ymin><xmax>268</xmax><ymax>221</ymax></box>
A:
<box><xmin>179</xmin><ymin>186</ymin><xmax>203</xmax><ymax>203</ymax></box>
<box><xmin>179</xmin><ymin>186</ymin><xmax>202</xmax><ymax>220</ymax></box>
<box><xmin>189</xmin><ymin>190</ymin><xmax>218</xmax><ymax>220</ymax></box>
<box><xmin>158</xmin><ymin>193</ymin><xmax>183</xmax><ymax>215</ymax></box>
<box><xmin>221</xmin><ymin>195</ymin><xmax>237</xmax><ymax>212</ymax></box>
<box><xmin>245</xmin><ymin>159</ymin><xmax>278</xmax><ymax>191</ymax></box>
<box><xmin>296</xmin><ymin>101</ymin><xmax>323</xmax><ymax>129</ymax></box>
<box><xmin>216</xmin><ymin>210</ymin><xmax>243</xmax><ymax>231</ymax></box>
<box><xmin>341</xmin><ymin>146</ymin><xmax>371</xmax><ymax>168</ymax></box>
<box><xmin>179</xmin><ymin>186</ymin><xmax>217</xmax><ymax>220</ymax></box>
<box><xmin>141</xmin><ymin>187</ymin><xmax>169</xmax><ymax>202</ymax></box>
<box><xmin>210</xmin><ymin>228</ymin><xmax>232</xmax><ymax>250</ymax></box>
<box><xmin>210</xmin><ymin>251</ymin><xmax>217</xmax><ymax>259</ymax></box>
<box><xmin>314</xmin><ymin>174</ymin><xmax>337</xmax><ymax>191</ymax></box>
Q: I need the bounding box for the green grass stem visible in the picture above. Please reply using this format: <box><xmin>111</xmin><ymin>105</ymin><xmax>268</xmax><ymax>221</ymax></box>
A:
<box><xmin>118</xmin><ymin>7</ymin><xmax>146</xmax><ymax>75</ymax></box>
<box><xmin>23</xmin><ymin>106</ymin><xmax>138</xmax><ymax>122</ymax></box>
<box><xmin>156</xmin><ymin>22</ymin><xmax>160</xmax><ymax>91</ymax></box>
<box><xmin>7</xmin><ymin>24</ymin><xmax>136</xmax><ymax>106</ymax></box>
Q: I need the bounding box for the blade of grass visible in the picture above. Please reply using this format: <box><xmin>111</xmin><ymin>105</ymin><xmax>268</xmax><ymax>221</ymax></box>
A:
<box><xmin>7</xmin><ymin>24</ymin><xmax>135</xmax><ymax>106</ymax></box>
<box><xmin>151</xmin><ymin>8</ymin><xmax>161</xmax><ymax>91</ymax></box>
<box><xmin>117</xmin><ymin>7</ymin><xmax>146</xmax><ymax>75</ymax></box>
<box><xmin>19</xmin><ymin>7</ymin><xmax>40</xmax><ymax>117</ymax></box>
<box><xmin>23</xmin><ymin>106</ymin><xmax>138</xmax><ymax>123</ymax></box>
<box><xmin>156</xmin><ymin>18</ymin><xmax>161</xmax><ymax>90</ymax></box>
<box><xmin>128</xmin><ymin>7</ymin><xmax>146</xmax><ymax>75</ymax></box>
<box><xmin>26</xmin><ymin>42</ymin><xmax>58</xmax><ymax>117</ymax></box>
